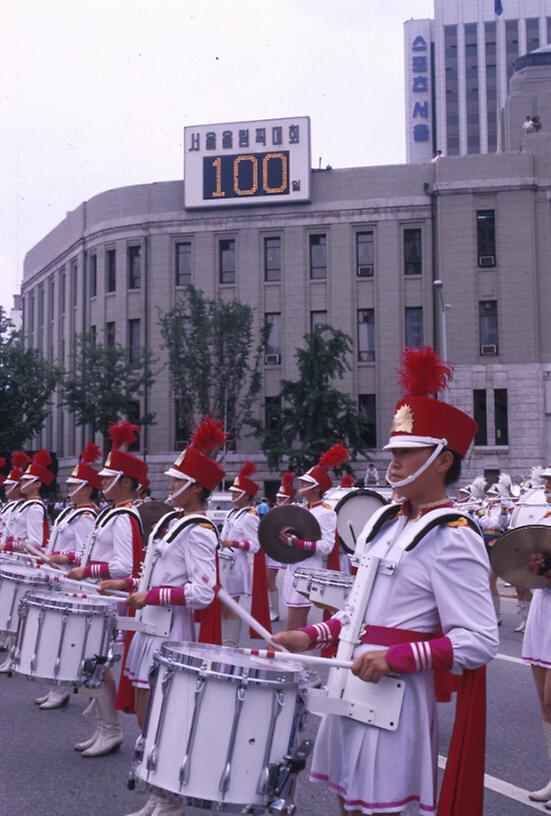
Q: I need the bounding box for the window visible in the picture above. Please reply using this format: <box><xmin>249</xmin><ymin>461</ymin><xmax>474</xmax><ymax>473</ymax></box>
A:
<box><xmin>494</xmin><ymin>388</ymin><xmax>508</xmax><ymax>446</ymax></box>
<box><xmin>526</xmin><ymin>18</ymin><xmax>539</xmax><ymax>53</ymax></box>
<box><xmin>89</xmin><ymin>325</ymin><xmax>96</xmax><ymax>345</ymax></box>
<box><xmin>404</xmin><ymin>228</ymin><xmax>422</xmax><ymax>276</ymax></box>
<box><xmin>477</xmin><ymin>210</ymin><xmax>496</xmax><ymax>265</ymax></box>
<box><xmin>89</xmin><ymin>254</ymin><xmax>97</xmax><ymax>297</ymax></box>
<box><xmin>106</xmin><ymin>249</ymin><xmax>117</xmax><ymax>293</ymax></box>
<box><xmin>48</xmin><ymin>278</ymin><xmax>55</xmax><ymax>322</ymax></box>
<box><xmin>356</xmin><ymin>232</ymin><xmax>374</xmax><ymax>277</ymax></box>
<box><xmin>128</xmin><ymin>245</ymin><xmax>141</xmax><ymax>289</ymax></box>
<box><xmin>505</xmin><ymin>19</ymin><xmax>519</xmax><ymax>83</ymax></box>
<box><xmin>479</xmin><ymin>301</ymin><xmax>498</xmax><ymax>354</ymax></box>
<box><xmin>128</xmin><ymin>319</ymin><xmax>141</xmax><ymax>363</ymax></box>
<box><xmin>175</xmin><ymin>399</ymin><xmax>190</xmax><ymax>451</ymax></box>
<box><xmin>127</xmin><ymin>401</ymin><xmax>140</xmax><ymax>451</ymax></box>
<box><xmin>357</xmin><ymin>309</ymin><xmax>375</xmax><ymax>362</ymax></box>
<box><xmin>71</xmin><ymin>261</ymin><xmax>78</xmax><ymax>307</ymax></box>
<box><xmin>405</xmin><ymin>307</ymin><xmax>423</xmax><ymax>348</ymax></box>
<box><xmin>105</xmin><ymin>321</ymin><xmax>116</xmax><ymax>348</ymax></box>
<box><xmin>265</xmin><ymin>313</ymin><xmax>281</xmax><ymax>364</ymax></box>
<box><xmin>309</xmin><ymin>234</ymin><xmax>327</xmax><ymax>279</ymax></box>
<box><xmin>28</xmin><ymin>292</ymin><xmax>35</xmax><ymax>337</ymax></box>
<box><xmin>219</xmin><ymin>239</ymin><xmax>235</xmax><ymax>284</ymax></box>
<box><xmin>473</xmin><ymin>389</ymin><xmax>488</xmax><ymax>445</ymax></box>
<box><xmin>485</xmin><ymin>22</ymin><xmax>498</xmax><ymax>152</ymax></box>
<box><xmin>464</xmin><ymin>23</ymin><xmax>480</xmax><ymax>154</ymax></box>
<box><xmin>60</xmin><ymin>270</ymin><xmax>66</xmax><ymax>314</ymax></box>
<box><xmin>310</xmin><ymin>310</ymin><xmax>327</xmax><ymax>333</ymax></box>
<box><xmin>359</xmin><ymin>394</ymin><xmax>377</xmax><ymax>448</ymax></box>
<box><xmin>444</xmin><ymin>25</ymin><xmax>459</xmax><ymax>156</ymax></box>
<box><xmin>265</xmin><ymin>396</ymin><xmax>281</xmax><ymax>431</ymax></box>
<box><xmin>264</xmin><ymin>237</ymin><xmax>281</xmax><ymax>282</ymax></box>
<box><xmin>175</xmin><ymin>242</ymin><xmax>191</xmax><ymax>286</ymax></box>
<box><xmin>37</xmin><ymin>285</ymin><xmax>44</xmax><ymax>331</ymax></box>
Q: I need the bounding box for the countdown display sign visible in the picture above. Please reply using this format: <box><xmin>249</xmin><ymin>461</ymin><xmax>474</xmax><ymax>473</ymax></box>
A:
<box><xmin>184</xmin><ymin>117</ymin><xmax>311</xmax><ymax>209</ymax></box>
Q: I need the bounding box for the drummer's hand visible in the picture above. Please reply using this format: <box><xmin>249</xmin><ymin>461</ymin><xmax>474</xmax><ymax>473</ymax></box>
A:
<box><xmin>351</xmin><ymin>650</ymin><xmax>390</xmax><ymax>684</ymax></box>
<box><xmin>128</xmin><ymin>591</ymin><xmax>148</xmax><ymax>610</ymax></box>
<box><xmin>67</xmin><ymin>567</ymin><xmax>85</xmax><ymax>581</ymax></box>
<box><xmin>271</xmin><ymin>630</ymin><xmax>311</xmax><ymax>653</ymax></box>
<box><xmin>221</xmin><ymin>540</ymin><xmax>234</xmax><ymax>549</ymax></box>
<box><xmin>99</xmin><ymin>579</ymin><xmax>129</xmax><ymax>594</ymax></box>
<box><xmin>48</xmin><ymin>554</ymin><xmax>70</xmax><ymax>566</ymax></box>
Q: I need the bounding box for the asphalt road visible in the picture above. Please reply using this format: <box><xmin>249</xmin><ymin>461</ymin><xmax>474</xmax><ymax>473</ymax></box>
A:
<box><xmin>0</xmin><ymin>587</ymin><xmax>548</xmax><ymax>816</ymax></box>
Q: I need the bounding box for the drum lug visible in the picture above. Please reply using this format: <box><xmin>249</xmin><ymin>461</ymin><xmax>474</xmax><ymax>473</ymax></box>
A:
<box><xmin>256</xmin><ymin>689</ymin><xmax>285</xmax><ymax>795</ymax></box>
<box><xmin>146</xmin><ymin>665</ymin><xmax>176</xmax><ymax>775</ymax></box>
<box><xmin>29</xmin><ymin>607</ymin><xmax>46</xmax><ymax>675</ymax></box>
<box><xmin>218</xmin><ymin>680</ymin><xmax>248</xmax><ymax>797</ymax></box>
<box><xmin>178</xmin><ymin>675</ymin><xmax>207</xmax><ymax>789</ymax></box>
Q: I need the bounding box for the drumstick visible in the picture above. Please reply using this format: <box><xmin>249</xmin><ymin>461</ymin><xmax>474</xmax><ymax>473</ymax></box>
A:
<box><xmin>348</xmin><ymin>522</ymin><xmax>357</xmax><ymax>548</ymax></box>
<box><xmin>38</xmin><ymin>565</ymin><xmax>129</xmax><ymax>599</ymax></box>
<box><xmin>239</xmin><ymin>646</ymin><xmax>353</xmax><ymax>671</ymax></box>
<box><xmin>216</xmin><ymin>585</ymin><xmax>288</xmax><ymax>652</ymax></box>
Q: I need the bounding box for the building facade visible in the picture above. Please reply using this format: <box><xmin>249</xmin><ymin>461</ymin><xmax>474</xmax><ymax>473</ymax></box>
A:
<box><xmin>405</xmin><ymin>0</ymin><xmax>551</xmax><ymax>162</ymax></box>
<box><xmin>21</xmin><ymin>55</ymin><xmax>551</xmax><ymax>494</ymax></box>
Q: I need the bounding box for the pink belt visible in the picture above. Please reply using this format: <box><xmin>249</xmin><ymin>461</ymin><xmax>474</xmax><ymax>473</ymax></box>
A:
<box><xmin>359</xmin><ymin>624</ymin><xmax>435</xmax><ymax>646</ymax></box>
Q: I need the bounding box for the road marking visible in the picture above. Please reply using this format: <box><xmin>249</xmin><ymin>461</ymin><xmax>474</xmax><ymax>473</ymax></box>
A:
<box><xmin>438</xmin><ymin>755</ymin><xmax>546</xmax><ymax>811</ymax></box>
<box><xmin>496</xmin><ymin>652</ymin><xmax>526</xmax><ymax>666</ymax></box>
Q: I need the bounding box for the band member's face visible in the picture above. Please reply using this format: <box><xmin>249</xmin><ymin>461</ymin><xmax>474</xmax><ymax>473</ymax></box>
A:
<box><xmin>20</xmin><ymin>478</ymin><xmax>39</xmax><ymax>497</ymax></box>
<box><xmin>276</xmin><ymin>495</ymin><xmax>290</xmax><ymax>506</ymax></box>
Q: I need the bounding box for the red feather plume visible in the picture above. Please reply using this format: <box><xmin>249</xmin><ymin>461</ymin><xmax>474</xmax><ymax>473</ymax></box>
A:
<box><xmin>81</xmin><ymin>442</ymin><xmax>101</xmax><ymax>464</ymax></box>
<box><xmin>11</xmin><ymin>451</ymin><xmax>31</xmax><ymax>469</ymax></box>
<box><xmin>191</xmin><ymin>416</ymin><xmax>227</xmax><ymax>455</ymax></box>
<box><xmin>281</xmin><ymin>471</ymin><xmax>295</xmax><ymax>492</ymax></box>
<box><xmin>108</xmin><ymin>421</ymin><xmax>140</xmax><ymax>450</ymax></box>
<box><xmin>0</xmin><ymin>457</ymin><xmax>6</xmax><ymax>470</ymax></box>
<box><xmin>239</xmin><ymin>460</ymin><xmax>257</xmax><ymax>479</ymax></box>
<box><xmin>33</xmin><ymin>450</ymin><xmax>52</xmax><ymax>467</ymax></box>
<box><xmin>399</xmin><ymin>347</ymin><xmax>453</xmax><ymax>397</ymax></box>
<box><xmin>340</xmin><ymin>474</ymin><xmax>355</xmax><ymax>488</ymax></box>
<box><xmin>319</xmin><ymin>442</ymin><xmax>350</xmax><ymax>470</ymax></box>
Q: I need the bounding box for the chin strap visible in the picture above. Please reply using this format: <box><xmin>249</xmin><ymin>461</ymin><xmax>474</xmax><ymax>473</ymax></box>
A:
<box><xmin>386</xmin><ymin>438</ymin><xmax>448</xmax><ymax>489</ymax></box>
<box><xmin>167</xmin><ymin>477</ymin><xmax>195</xmax><ymax>504</ymax></box>
<box><xmin>68</xmin><ymin>482</ymin><xmax>86</xmax><ymax>499</ymax></box>
<box><xmin>102</xmin><ymin>472</ymin><xmax>122</xmax><ymax>496</ymax></box>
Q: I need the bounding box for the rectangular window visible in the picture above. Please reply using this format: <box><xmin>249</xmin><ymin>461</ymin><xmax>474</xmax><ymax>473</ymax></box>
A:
<box><xmin>174</xmin><ymin>399</ymin><xmax>189</xmax><ymax>451</ymax></box>
<box><xmin>310</xmin><ymin>310</ymin><xmax>328</xmax><ymax>333</ymax></box>
<box><xmin>128</xmin><ymin>318</ymin><xmax>141</xmax><ymax>363</ymax></box>
<box><xmin>89</xmin><ymin>325</ymin><xmax>96</xmax><ymax>345</ymax></box>
<box><xmin>505</xmin><ymin>19</ymin><xmax>519</xmax><ymax>83</ymax></box>
<box><xmin>477</xmin><ymin>210</ymin><xmax>496</xmax><ymax>265</ymax></box>
<box><xmin>219</xmin><ymin>239</ymin><xmax>235</xmax><ymax>284</ymax></box>
<box><xmin>71</xmin><ymin>261</ymin><xmax>78</xmax><ymax>307</ymax></box>
<box><xmin>264</xmin><ymin>236</ymin><xmax>281</xmax><ymax>282</ymax></box>
<box><xmin>60</xmin><ymin>270</ymin><xmax>66</xmax><ymax>314</ymax></box>
<box><xmin>464</xmin><ymin>22</ymin><xmax>480</xmax><ymax>154</ymax></box>
<box><xmin>356</xmin><ymin>232</ymin><xmax>374</xmax><ymax>277</ymax></box>
<box><xmin>479</xmin><ymin>300</ymin><xmax>498</xmax><ymax>354</ymax></box>
<box><xmin>473</xmin><ymin>389</ymin><xmax>488</xmax><ymax>445</ymax></box>
<box><xmin>444</xmin><ymin>24</ymin><xmax>459</xmax><ymax>156</ymax></box>
<box><xmin>357</xmin><ymin>309</ymin><xmax>375</xmax><ymax>362</ymax></box>
<box><xmin>494</xmin><ymin>388</ymin><xmax>509</xmax><ymax>446</ymax></box>
<box><xmin>175</xmin><ymin>242</ymin><xmax>191</xmax><ymax>286</ymax></box>
<box><xmin>128</xmin><ymin>401</ymin><xmax>140</xmax><ymax>451</ymax></box>
<box><xmin>28</xmin><ymin>292</ymin><xmax>35</xmax><ymax>336</ymax></box>
<box><xmin>265</xmin><ymin>313</ymin><xmax>281</xmax><ymax>364</ymax></box>
<box><xmin>265</xmin><ymin>396</ymin><xmax>281</xmax><ymax>431</ymax></box>
<box><xmin>105</xmin><ymin>321</ymin><xmax>116</xmax><ymax>348</ymax></box>
<box><xmin>485</xmin><ymin>22</ymin><xmax>498</xmax><ymax>153</ymax></box>
<box><xmin>128</xmin><ymin>245</ymin><xmax>141</xmax><ymax>289</ymax></box>
<box><xmin>358</xmin><ymin>394</ymin><xmax>377</xmax><ymax>448</ymax></box>
<box><xmin>106</xmin><ymin>249</ymin><xmax>117</xmax><ymax>293</ymax></box>
<box><xmin>48</xmin><ymin>278</ymin><xmax>55</xmax><ymax>322</ymax></box>
<box><xmin>89</xmin><ymin>254</ymin><xmax>97</xmax><ymax>297</ymax></box>
<box><xmin>37</xmin><ymin>285</ymin><xmax>44</xmax><ymax>330</ymax></box>
<box><xmin>405</xmin><ymin>307</ymin><xmax>423</xmax><ymax>348</ymax></box>
<box><xmin>404</xmin><ymin>229</ymin><xmax>422</xmax><ymax>276</ymax></box>
<box><xmin>309</xmin><ymin>234</ymin><xmax>327</xmax><ymax>279</ymax></box>
<box><xmin>526</xmin><ymin>18</ymin><xmax>539</xmax><ymax>53</ymax></box>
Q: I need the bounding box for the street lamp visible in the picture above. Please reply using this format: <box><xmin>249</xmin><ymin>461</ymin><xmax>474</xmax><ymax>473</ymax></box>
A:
<box><xmin>433</xmin><ymin>280</ymin><xmax>451</xmax><ymax>398</ymax></box>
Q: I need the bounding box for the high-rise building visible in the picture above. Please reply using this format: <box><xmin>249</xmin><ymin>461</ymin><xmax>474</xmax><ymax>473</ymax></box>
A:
<box><xmin>405</xmin><ymin>0</ymin><xmax>551</xmax><ymax>162</ymax></box>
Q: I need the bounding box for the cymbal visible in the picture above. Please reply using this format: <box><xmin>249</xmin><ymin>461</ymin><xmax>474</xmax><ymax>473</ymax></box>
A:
<box><xmin>258</xmin><ymin>505</ymin><xmax>322</xmax><ymax>564</ymax></box>
<box><xmin>490</xmin><ymin>525</ymin><xmax>551</xmax><ymax>589</ymax></box>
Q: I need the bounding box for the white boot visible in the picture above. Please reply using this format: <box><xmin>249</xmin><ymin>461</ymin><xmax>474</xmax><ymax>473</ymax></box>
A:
<box><xmin>81</xmin><ymin>721</ymin><xmax>123</xmax><ymax>757</ymax></box>
<box><xmin>530</xmin><ymin>722</ymin><xmax>551</xmax><ymax>800</ymax></box>
<box><xmin>39</xmin><ymin>688</ymin><xmax>71</xmax><ymax>710</ymax></box>
<box><xmin>269</xmin><ymin>589</ymin><xmax>280</xmax><ymax>622</ymax></box>
<box><xmin>34</xmin><ymin>691</ymin><xmax>51</xmax><ymax>705</ymax></box>
<box><xmin>74</xmin><ymin>729</ymin><xmax>100</xmax><ymax>752</ymax></box>
<box><xmin>0</xmin><ymin>637</ymin><xmax>14</xmax><ymax>673</ymax></box>
<box><xmin>81</xmin><ymin>672</ymin><xmax>123</xmax><ymax>758</ymax></box>
<box><xmin>125</xmin><ymin>794</ymin><xmax>161</xmax><ymax>816</ymax></box>
<box><xmin>514</xmin><ymin>600</ymin><xmax>529</xmax><ymax>633</ymax></box>
<box><xmin>492</xmin><ymin>594</ymin><xmax>502</xmax><ymax>626</ymax></box>
<box><xmin>222</xmin><ymin>617</ymin><xmax>242</xmax><ymax>648</ymax></box>
<box><xmin>151</xmin><ymin>797</ymin><xmax>187</xmax><ymax>815</ymax></box>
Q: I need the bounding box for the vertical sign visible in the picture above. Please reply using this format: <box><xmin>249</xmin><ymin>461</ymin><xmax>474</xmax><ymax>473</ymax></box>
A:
<box><xmin>404</xmin><ymin>19</ymin><xmax>434</xmax><ymax>163</ymax></box>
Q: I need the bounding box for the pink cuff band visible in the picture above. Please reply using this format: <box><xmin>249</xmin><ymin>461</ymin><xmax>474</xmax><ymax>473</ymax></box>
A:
<box><xmin>293</xmin><ymin>538</ymin><xmax>317</xmax><ymax>552</ymax></box>
<box><xmin>299</xmin><ymin>617</ymin><xmax>342</xmax><ymax>648</ymax></box>
<box><xmin>125</xmin><ymin>577</ymin><xmax>139</xmax><ymax>591</ymax></box>
<box><xmin>83</xmin><ymin>562</ymin><xmax>110</xmax><ymax>580</ymax></box>
<box><xmin>145</xmin><ymin>586</ymin><xmax>186</xmax><ymax>606</ymax></box>
<box><xmin>387</xmin><ymin>636</ymin><xmax>453</xmax><ymax>673</ymax></box>
<box><xmin>233</xmin><ymin>540</ymin><xmax>250</xmax><ymax>552</ymax></box>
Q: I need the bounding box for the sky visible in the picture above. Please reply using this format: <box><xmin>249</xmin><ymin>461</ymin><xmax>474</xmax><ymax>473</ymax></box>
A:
<box><xmin>0</xmin><ymin>0</ymin><xmax>434</xmax><ymax>312</ymax></box>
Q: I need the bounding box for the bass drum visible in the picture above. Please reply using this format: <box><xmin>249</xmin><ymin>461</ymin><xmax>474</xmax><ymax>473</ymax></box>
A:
<box><xmin>334</xmin><ymin>488</ymin><xmax>388</xmax><ymax>554</ymax></box>
<box><xmin>510</xmin><ymin>487</ymin><xmax>547</xmax><ymax>528</ymax></box>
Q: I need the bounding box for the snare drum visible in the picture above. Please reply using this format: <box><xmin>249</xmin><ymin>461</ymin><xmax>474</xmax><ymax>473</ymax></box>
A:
<box><xmin>292</xmin><ymin>567</ymin><xmax>353</xmax><ymax>611</ymax></box>
<box><xmin>11</xmin><ymin>590</ymin><xmax>117</xmax><ymax>687</ymax></box>
<box><xmin>0</xmin><ymin>564</ymin><xmax>50</xmax><ymax>634</ymax></box>
<box><xmin>132</xmin><ymin>641</ymin><xmax>306</xmax><ymax>811</ymax></box>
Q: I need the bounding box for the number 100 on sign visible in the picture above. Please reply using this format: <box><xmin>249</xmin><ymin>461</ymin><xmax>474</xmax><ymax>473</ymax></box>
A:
<box><xmin>203</xmin><ymin>151</ymin><xmax>290</xmax><ymax>200</ymax></box>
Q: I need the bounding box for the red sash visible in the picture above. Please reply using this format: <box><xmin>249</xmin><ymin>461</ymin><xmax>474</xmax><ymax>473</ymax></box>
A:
<box><xmin>249</xmin><ymin>549</ymin><xmax>272</xmax><ymax>639</ymax></box>
<box><xmin>115</xmin><ymin>514</ymin><xmax>144</xmax><ymax>714</ymax></box>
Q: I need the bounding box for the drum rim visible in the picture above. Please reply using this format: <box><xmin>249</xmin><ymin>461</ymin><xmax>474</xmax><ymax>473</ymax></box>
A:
<box><xmin>157</xmin><ymin>640</ymin><xmax>304</xmax><ymax>684</ymax></box>
<box><xmin>20</xmin><ymin>590</ymin><xmax>117</xmax><ymax>613</ymax></box>
<box><xmin>0</xmin><ymin>565</ymin><xmax>50</xmax><ymax>584</ymax></box>
<box><xmin>293</xmin><ymin>567</ymin><xmax>353</xmax><ymax>587</ymax></box>
<box><xmin>334</xmin><ymin>488</ymin><xmax>388</xmax><ymax>554</ymax></box>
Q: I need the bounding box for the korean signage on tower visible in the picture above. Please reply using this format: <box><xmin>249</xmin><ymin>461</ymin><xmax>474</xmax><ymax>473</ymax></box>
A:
<box><xmin>184</xmin><ymin>116</ymin><xmax>311</xmax><ymax>209</ymax></box>
<box><xmin>404</xmin><ymin>19</ymin><xmax>434</xmax><ymax>163</ymax></box>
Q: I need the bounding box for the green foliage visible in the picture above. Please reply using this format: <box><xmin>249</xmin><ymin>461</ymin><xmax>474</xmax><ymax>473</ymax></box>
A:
<box><xmin>159</xmin><ymin>285</ymin><xmax>267</xmax><ymax>445</ymax></box>
<box><xmin>251</xmin><ymin>325</ymin><xmax>368</xmax><ymax>473</ymax></box>
<box><xmin>62</xmin><ymin>332</ymin><xmax>155</xmax><ymax>450</ymax></box>
<box><xmin>0</xmin><ymin>307</ymin><xmax>62</xmax><ymax>450</ymax></box>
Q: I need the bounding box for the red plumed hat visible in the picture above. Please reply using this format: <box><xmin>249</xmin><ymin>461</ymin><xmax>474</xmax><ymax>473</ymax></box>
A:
<box><xmin>5</xmin><ymin>451</ymin><xmax>31</xmax><ymax>484</ymax></box>
<box><xmin>165</xmin><ymin>415</ymin><xmax>226</xmax><ymax>491</ymax></box>
<box><xmin>340</xmin><ymin>474</ymin><xmax>355</xmax><ymax>488</ymax></box>
<box><xmin>21</xmin><ymin>449</ymin><xmax>55</xmax><ymax>486</ymax></box>
<box><xmin>230</xmin><ymin>460</ymin><xmax>259</xmax><ymax>497</ymax></box>
<box><xmin>301</xmin><ymin>442</ymin><xmax>350</xmax><ymax>494</ymax></box>
<box><xmin>67</xmin><ymin>443</ymin><xmax>103</xmax><ymax>490</ymax></box>
<box><xmin>99</xmin><ymin>422</ymin><xmax>147</xmax><ymax>483</ymax></box>
<box><xmin>277</xmin><ymin>471</ymin><xmax>296</xmax><ymax>499</ymax></box>
<box><xmin>385</xmin><ymin>346</ymin><xmax>477</xmax><ymax>457</ymax></box>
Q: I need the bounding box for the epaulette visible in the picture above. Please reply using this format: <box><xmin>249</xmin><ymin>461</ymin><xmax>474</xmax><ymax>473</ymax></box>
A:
<box><xmin>446</xmin><ymin>517</ymin><xmax>470</xmax><ymax>528</ymax></box>
<box><xmin>247</xmin><ymin>508</ymin><xmax>259</xmax><ymax>517</ymax></box>
<box><xmin>322</xmin><ymin>502</ymin><xmax>332</xmax><ymax>509</ymax></box>
<box><xmin>200</xmin><ymin>521</ymin><xmax>217</xmax><ymax>531</ymax></box>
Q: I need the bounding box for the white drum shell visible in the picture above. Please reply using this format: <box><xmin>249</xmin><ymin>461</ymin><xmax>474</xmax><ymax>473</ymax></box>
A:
<box><xmin>13</xmin><ymin>591</ymin><xmax>116</xmax><ymax>685</ymax></box>
<box><xmin>510</xmin><ymin>488</ymin><xmax>547</xmax><ymax>528</ymax></box>
<box><xmin>0</xmin><ymin>565</ymin><xmax>50</xmax><ymax>634</ymax></box>
<box><xmin>292</xmin><ymin>568</ymin><xmax>353</xmax><ymax>611</ymax></box>
<box><xmin>135</xmin><ymin>642</ymin><xmax>304</xmax><ymax>807</ymax></box>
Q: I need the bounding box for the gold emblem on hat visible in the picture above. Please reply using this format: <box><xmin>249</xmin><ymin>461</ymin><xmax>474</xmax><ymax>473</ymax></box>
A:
<box><xmin>391</xmin><ymin>404</ymin><xmax>414</xmax><ymax>433</ymax></box>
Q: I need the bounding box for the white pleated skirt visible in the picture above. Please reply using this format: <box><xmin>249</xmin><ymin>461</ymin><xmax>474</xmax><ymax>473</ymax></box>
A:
<box><xmin>522</xmin><ymin>589</ymin><xmax>551</xmax><ymax>668</ymax></box>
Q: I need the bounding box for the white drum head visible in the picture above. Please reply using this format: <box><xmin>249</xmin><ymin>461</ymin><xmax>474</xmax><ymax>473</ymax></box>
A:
<box><xmin>510</xmin><ymin>487</ymin><xmax>548</xmax><ymax>528</ymax></box>
<box><xmin>335</xmin><ymin>489</ymin><xmax>388</xmax><ymax>553</ymax></box>
<box><xmin>158</xmin><ymin>640</ymin><xmax>303</xmax><ymax>681</ymax></box>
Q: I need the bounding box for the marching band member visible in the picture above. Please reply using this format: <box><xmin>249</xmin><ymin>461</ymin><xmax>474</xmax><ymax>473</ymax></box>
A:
<box><xmin>35</xmin><ymin>443</ymin><xmax>102</xmax><ymax>710</ymax></box>
<box><xmin>522</xmin><ymin>466</ymin><xmax>551</xmax><ymax>808</ymax></box>
<box><xmin>478</xmin><ymin>490</ymin><xmax>510</xmax><ymax>626</ymax></box>
<box><xmin>266</xmin><ymin>471</ymin><xmax>296</xmax><ymax>622</ymax></box>
<box><xmin>0</xmin><ymin>452</ymin><xmax>29</xmax><ymax>548</ymax></box>
<box><xmin>274</xmin><ymin>347</ymin><xmax>499</xmax><ymax>816</ymax></box>
<box><xmin>2</xmin><ymin>450</ymin><xmax>53</xmax><ymax>555</ymax></box>
<box><xmin>66</xmin><ymin>422</ymin><xmax>145</xmax><ymax>758</ymax></box>
<box><xmin>281</xmin><ymin>443</ymin><xmax>346</xmax><ymax>631</ymax></box>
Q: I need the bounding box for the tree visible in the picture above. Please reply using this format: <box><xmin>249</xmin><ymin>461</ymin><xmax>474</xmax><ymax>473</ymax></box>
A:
<box><xmin>63</xmin><ymin>332</ymin><xmax>155</xmax><ymax>451</ymax></box>
<box><xmin>251</xmin><ymin>325</ymin><xmax>368</xmax><ymax>473</ymax></box>
<box><xmin>0</xmin><ymin>307</ymin><xmax>62</xmax><ymax>450</ymax></box>
<box><xmin>159</xmin><ymin>285</ymin><xmax>267</xmax><ymax>446</ymax></box>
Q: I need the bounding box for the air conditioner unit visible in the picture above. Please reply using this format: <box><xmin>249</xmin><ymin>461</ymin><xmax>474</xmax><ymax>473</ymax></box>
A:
<box><xmin>357</xmin><ymin>265</ymin><xmax>374</xmax><ymax>277</ymax></box>
<box><xmin>265</xmin><ymin>353</ymin><xmax>281</xmax><ymax>365</ymax></box>
<box><xmin>480</xmin><ymin>344</ymin><xmax>498</xmax><ymax>356</ymax></box>
<box><xmin>479</xmin><ymin>255</ymin><xmax>495</xmax><ymax>267</ymax></box>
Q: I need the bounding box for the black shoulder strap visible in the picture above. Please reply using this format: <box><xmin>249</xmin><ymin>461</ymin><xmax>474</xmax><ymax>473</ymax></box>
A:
<box><xmin>54</xmin><ymin>505</ymin><xmax>75</xmax><ymax>526</ymax></box>
<box><xmin>405</xmin><ymin>513</ymin><xmax>482</xmax><ymax>552</ymax></box>
<box><xmin>166</xmin><ymin>515</ymin><xmax>219</xmax><ymax>544</ymax></box>
<box><xmin>364</xmin><ymin>504</ymin><xmax>402</xmax><ymax>545</ymax></box>
<box><xmin>98</xmin><ymin>506</ymin><xmax>144</xmax><ymax>533</ymax></box>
